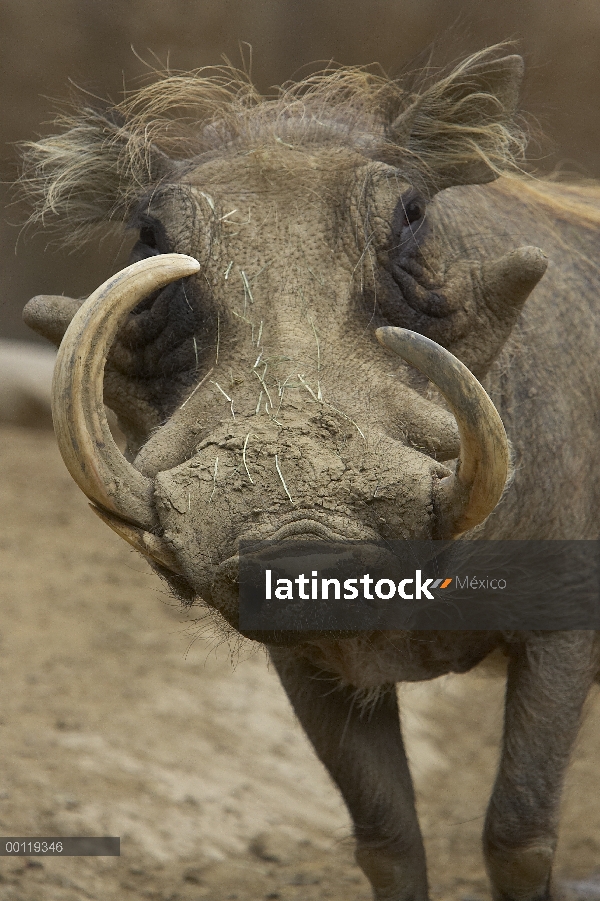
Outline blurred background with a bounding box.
[1,0,600,341]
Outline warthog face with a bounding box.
[22,48,547,640]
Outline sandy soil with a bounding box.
[1,423,600,901]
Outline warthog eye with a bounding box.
[140,225,158,249]
[403,199,424,225]
[131,221,164,261]
[390,191,427,249]
[389,191,428,256]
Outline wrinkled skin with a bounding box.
[24,54,600,901]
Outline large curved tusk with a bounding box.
[376,327,509,537]
[52,254,201,531]
[89,505,183,573]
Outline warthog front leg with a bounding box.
[484,631,597,901]
[270,649,429,901]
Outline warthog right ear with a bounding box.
[19,106,178,243]
[388,50,526,193]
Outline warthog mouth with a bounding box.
[211,547,370,646]
[212,533,432,646]
[247,515,381,544]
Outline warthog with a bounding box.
[20,46,600,900]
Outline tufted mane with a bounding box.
[19,44,527,243]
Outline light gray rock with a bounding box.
[0,339,55,428]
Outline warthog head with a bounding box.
[22,47,547,640]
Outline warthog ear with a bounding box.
[19,106,178,243]
[388,51,525,192]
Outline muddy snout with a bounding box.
[150,416,444,620]
[153,416,362,552]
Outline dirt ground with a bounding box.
[1,424,600,901]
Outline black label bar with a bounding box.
[238,540,600,630]
[0,837,120,856]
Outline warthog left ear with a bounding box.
[388,50,525,192]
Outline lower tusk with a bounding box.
[376,327,509,537]
[90,505,183,574]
